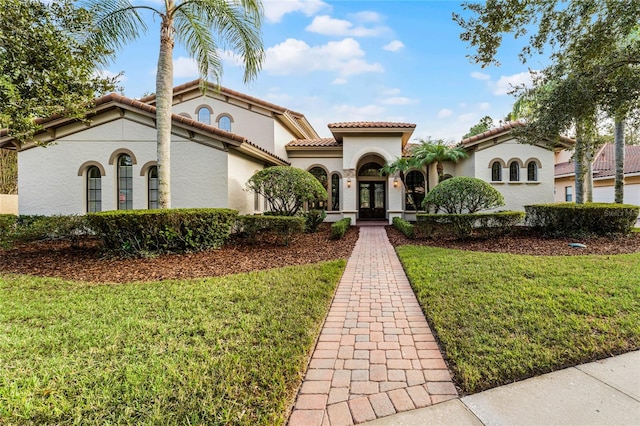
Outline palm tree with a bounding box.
[380,156,422,210]
[413,138,468,184]
[84,0,264,208]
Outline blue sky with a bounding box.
[103,0,547,141]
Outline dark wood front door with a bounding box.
[359,182,386,219]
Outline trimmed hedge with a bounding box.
[392,217,414,238]
[236,215,305,246]
[87,208,238,256]
[525,203,640,237]
[330,217,352,240]
[1,214,88,248]
[416,211,525,239]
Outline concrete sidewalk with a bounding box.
[364,350,640,426]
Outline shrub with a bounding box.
[304,209,327,233]
[246,166,328,216]
[236,215,305,245]
[1,215,89,248]
[423,176,504,214]
[330,217,352,240]
[417,211,524,239]
[392,217,414,238]
[525,203,640,237]
[87,208,238,257]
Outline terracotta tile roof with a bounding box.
[554,143,640,178]
[328,122,416,129]
[1,93,290,165]
[139,78,305,118]
[286,138,339,147]
[461,121,575,147]
[402,143,419,157]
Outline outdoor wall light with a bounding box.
[393,177,399,187]
[347,178,352,188]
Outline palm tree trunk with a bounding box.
[614,118,625,203]
[156,9,174,209]
[574,124,585,204]
[436,162,444,183]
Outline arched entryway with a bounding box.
[357,156,386,219]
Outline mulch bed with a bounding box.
[3,224,640,284]
[0,224,359,283]
[385,226,640,256]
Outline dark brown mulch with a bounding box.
[0,224,359,283]
[385,226,640,256]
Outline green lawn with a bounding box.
[397,246,640,394]
[0,260,345,425]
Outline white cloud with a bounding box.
[471,71,491,81]
[438,108,453,118]
[263,38,383,78]
[306,15,387,37]
[351,11,383,23]
[383,40,404,52]
[457,112,476,123]
[332,77,348,85]
[263,0,329,23]
[492,71,534,95]
[381,87,401,96]
[479,102,491,111]
[380,97,418,106]
[173,56,199,78]
[96,69,126,83]
[333,103,386,120]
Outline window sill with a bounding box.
[525,181,541,184]
[490,181,505,185]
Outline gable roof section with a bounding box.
[555,143,640,178]
[327,122,416,146]
[0,93,289,165]
[140,79,320,140]
[461,121,575,149]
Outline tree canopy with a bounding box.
[0,0,115,141]
[246,167,327,216]
[463,116,494,139]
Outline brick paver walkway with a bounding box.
[288,226,457,425]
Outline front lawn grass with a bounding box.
[0,260,345,425]
[397,246,640,394]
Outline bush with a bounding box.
[330,217,352,240]
[417,211,524,239]
[236,215,305,246]
[423,176,504,214]
[87,208,238,257]
[525,203,640,237]
[246,166,328,216]
[1,215,89,248]
[304,209,327,233]
[392,217,414,238]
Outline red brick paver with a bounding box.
[288,227,457,425]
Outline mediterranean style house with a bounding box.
[0,79,572,222]
[555,143,640,206]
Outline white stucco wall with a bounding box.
[174,96,276,153]
[227,151,265,215]
[273,120,298,161]
[473,139,555,212]
[17,117,229,215]
[0,194,18,214]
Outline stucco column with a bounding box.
[342,168,357,223]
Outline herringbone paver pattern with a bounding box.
[288,227,457,425]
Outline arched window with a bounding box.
[218,115,232,132]
[331,173,340,211]
[509,162,520,182]
[491,161,502,182]
[197,107,211,125]
[309,166,328,210]
[148,166,159,209]
[405,170,425,211]
[527,162,538,181]
[359,162,383,176]
[118,154,133,210]
[87,166,101,213]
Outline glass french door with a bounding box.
[359,182,386,219]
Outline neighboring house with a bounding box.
[0,80,570,222]
[555,144,640,205]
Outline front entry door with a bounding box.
[359,182,386,219]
